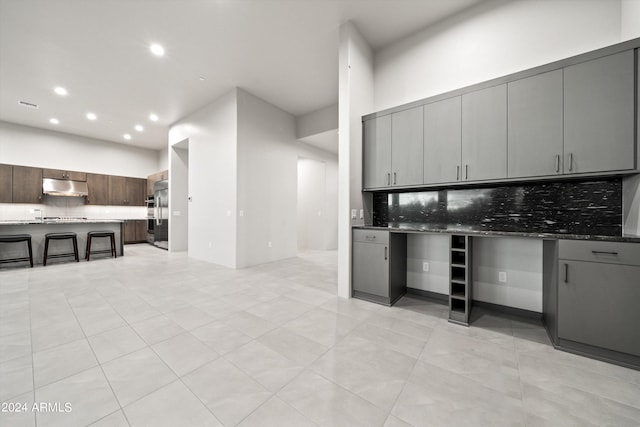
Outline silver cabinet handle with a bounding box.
[564,263,568,283]
[393,172,397,185]
[592,251,618,256]
[387,173,390,186]
[384,246,388,260]
[456,165,460,181]
[569,153,573,172]
[465,164,468,180]
[555,154,560,173]
[365,235,376,240]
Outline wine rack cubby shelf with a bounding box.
[449,234,472,326]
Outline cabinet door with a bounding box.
[564,50,635,174]
[123,221,136,243]
[86,173,109,205]
[508,70,563,178]
[135,220,147,242]
[66,171,86,181]
[391,106,423,186]
[461,84,507,181]
[363,115,392,189]
[353,242,389,298]
[558,260,640,356]
[42,168,65,179]
[423,97,461,184]
[108,176,127,205]
[0,164,12,203]
[12,166,42,203]
[126,178,146,206]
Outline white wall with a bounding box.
[0,121,159,178]
[169,144,188,252]
[622,0,640,40]
[370,0,631,312]
[338,22,374,298]
[297,156,338,251]
[168,89,238,267]
[374,0,623,112]
[235,89,299,268]
[296,104,338,139]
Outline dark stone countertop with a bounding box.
[354,225,640,243]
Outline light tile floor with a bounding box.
[1,244,640,427]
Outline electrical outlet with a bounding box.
[239,210,244,217]
[226,210,231,217]
[268,241,272,248]
[422,262,430,272]
[351,209,357,220]
[359,209,364,219]
[498,271,507,283]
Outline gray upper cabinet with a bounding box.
[564,50,636,174]
[391,106,423,186]
[508,70,564,178]
[363,114,392,189]
[423,96,461,184]
[461,84,507,181]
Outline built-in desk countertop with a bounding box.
[354,225,640,243]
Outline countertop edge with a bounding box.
[353,226,640,243]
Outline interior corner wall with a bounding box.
[169,144,188,252]
[168,89,238,268]
[158,146,169,171]
[338,22,374,299]
[235,88,298,268]
[374,0,623,111]
[0,120,158,178]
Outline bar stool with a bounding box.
[0,234,33,268]
[85,231,117,261]
[43,232,79,266]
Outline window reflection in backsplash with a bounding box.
[374,179,622,236]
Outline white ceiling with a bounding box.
[0,0,483,151]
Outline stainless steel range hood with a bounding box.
[42,178,89,197]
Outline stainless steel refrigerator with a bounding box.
[153,180,168,250]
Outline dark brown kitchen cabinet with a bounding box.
[127,178,146,206]
[0,164,12,203]
[12,165,43,203]
[147,170,168,196]
[42,168,86,181]
[108,175,127,205]
[123,220,147,243]
[86,173,109,205]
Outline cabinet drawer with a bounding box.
[353,229,389,244]
[559,240,640,266]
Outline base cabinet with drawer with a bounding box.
[352,230,407,306]
[544,240,640,369]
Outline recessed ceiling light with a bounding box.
[54,86,68,96]
[149,113,158,122]
[86,112,97,120]
[150,43,165,56]
[135,124,144,132]
[123,133,132,140]
[49,118,59,125]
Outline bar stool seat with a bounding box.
[44,232,79,266]
[85,231,117,261]
[0,234,33,268]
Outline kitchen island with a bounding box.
[0,220,124,266]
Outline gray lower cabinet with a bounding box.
[391,106,423,186]
[363,115,392,189]
[564,50,636,174]
[461,84,507,181]
[352,229,407,306]
[508,69,564,178]
[423,96,461,184]
[545,240,640,369]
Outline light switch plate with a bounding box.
[359,209,364,219]
[351,209,357,220]
[423,262,430,272]
[498,271,507,283]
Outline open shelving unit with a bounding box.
[449,234,472,325]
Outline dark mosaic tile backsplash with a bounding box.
[373,179,622,236]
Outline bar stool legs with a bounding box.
[0,234,33,268]
[86,231,117,261]
[43,232,79,266]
